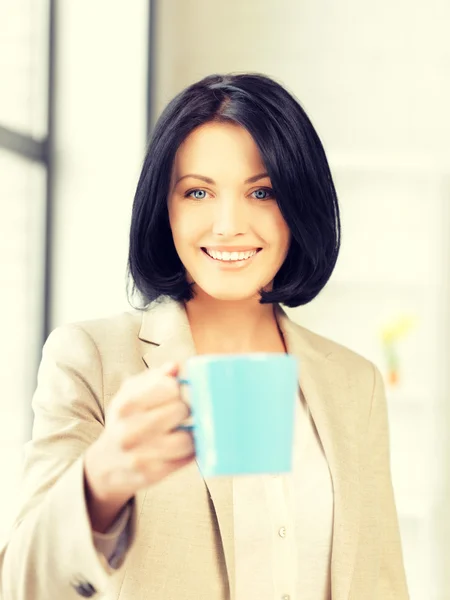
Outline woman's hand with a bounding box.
[83,362,195,532]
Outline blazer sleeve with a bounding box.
[0,324,136,600]
[370,364,410,599]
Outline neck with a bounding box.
[184,292,284,354]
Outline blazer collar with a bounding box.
[139,298,360,600]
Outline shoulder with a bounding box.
[286,315,378,391]
[285,317,383,433]
[69,310,142,343]
[44,310,144,362]
[42,311,147,395]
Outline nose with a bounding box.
[212,195,248,237]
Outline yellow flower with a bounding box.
[381,315,417,344]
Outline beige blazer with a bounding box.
[0,299,409,600]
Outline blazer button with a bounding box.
[71,580,97,597]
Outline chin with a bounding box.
[194,284,261,303]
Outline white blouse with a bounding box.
[233,390,334,600]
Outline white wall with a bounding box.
[50,1,148,330]
[154,0,449,169]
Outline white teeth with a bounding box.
[205,249,257,261]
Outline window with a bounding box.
[0,0,52,541]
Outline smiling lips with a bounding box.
[202,248,261,262]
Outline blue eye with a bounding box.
[252,188,274,200]
[187,189,207,200]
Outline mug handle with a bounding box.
[176,377,194,431]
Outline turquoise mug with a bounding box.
[178,353,299,477]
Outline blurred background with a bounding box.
[0,1,449,598]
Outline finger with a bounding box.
[158,430,196,461]
[114,368,182,417]
[118,401,191,450]
[130,454,196,488]
[128,438,195,482]
[164,454,196,472]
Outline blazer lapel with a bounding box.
[277,306,360,600]
[138,299,236,598]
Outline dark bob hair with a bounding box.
[128,73,340,308]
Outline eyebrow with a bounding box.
[175,172,270,186]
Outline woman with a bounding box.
[0,74,409,600]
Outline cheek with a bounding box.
[169,205,203,248]
[168,203,186,237]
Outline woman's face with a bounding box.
[168,121,291,302]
